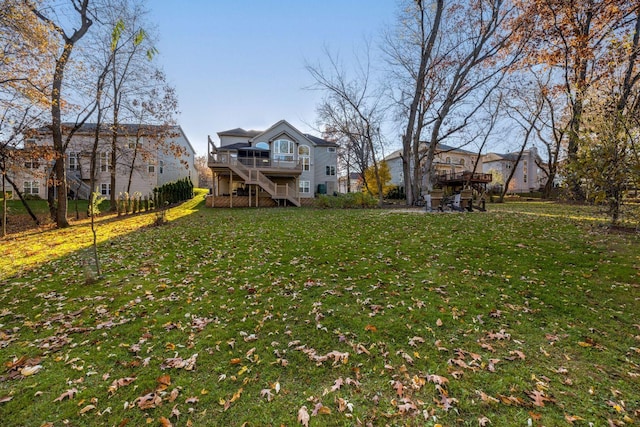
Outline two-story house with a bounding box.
[207,120,338,207]
[13,123,195,200]
[481,147,547,193]
[385,142,486,193]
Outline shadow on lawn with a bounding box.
[0,192,207,280]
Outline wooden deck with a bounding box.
[436,171,492,186]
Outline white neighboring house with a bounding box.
[385,142,482,192]
[207,120,338,207]
[14,123,195,200]
[481,147,547,193]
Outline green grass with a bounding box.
[0,197,639,426]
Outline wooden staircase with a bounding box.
[228,161,300,207]
[66,173,92,200]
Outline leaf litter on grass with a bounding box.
[0,204,639,426]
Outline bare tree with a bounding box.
[383,0,444,205]
[306,46,387,205]
[500,72,546,202]
[29,0,95,228]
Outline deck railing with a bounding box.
[437,171,493,183]
[208,147,302,171]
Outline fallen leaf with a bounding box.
[156,374,171,391]
[312,402,331,415]
[260,389,273,402]
[527,390,553,407]
[79,404,95,414]
[298,405,310,426]
[108,377,136,395]
[364,324,377,332]
[54,388,78,402]
[20,365,43,376]
[135,392,162,410]
[479,416,491,426]
[565,414,584,424]
[159,416,173,427]
[392,380,404,397]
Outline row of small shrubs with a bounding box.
[316,192,378,208]
[115,178,194,216]
[154,178,194,205]
[116,192,150,215]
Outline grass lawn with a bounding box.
[0,195,639,426]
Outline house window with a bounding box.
[24,159,40,169]
[326,165,336,176]
[68,152,79,171]
[100,152,111,172]
[23,181,39,195]
[100,183,111,196]
[299,180,310,194]
[459,158,465,166]
[159,160,164,174]
[127,140,136,149]
[327,147,336,153]
[273,139,294,161]
[446,157,451,164]
[299,145,310,171]
[148,163,155,173]
[524,174,527,183]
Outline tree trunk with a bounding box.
[400,0,444,205]
[2,171,41,226]
[2,172,6,237]
[32,1,93,227]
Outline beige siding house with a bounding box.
[14,123,195,200]
[481,147,547,193]
[385,142,483,192]
[207,120,338,207]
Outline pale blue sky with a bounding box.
[149,1,398,156]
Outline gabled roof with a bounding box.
[217,128,262,138]
[217,120,339,148]
[482,152,520,163]
[304,133,338,147]
[38,123,180,136]
[384,142,477,162]
[34,123,195,155]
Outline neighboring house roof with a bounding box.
[33,123,196,156]
[384,142,477,161]
[217,128,262,138]
[303,133,338,147]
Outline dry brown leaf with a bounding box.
[565,414,584,424]
[260,388,274,402]
[79,404,95,414]
[156,374,171,391]
[53,388,78,402]
[108,377,136,395]
[479,416,491,426]
[297,405,310,426]
[169,388,180,402]
[392,380,404,397]
[528,390,553,407]
[159,416,173,427]
[135,392,162,410]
